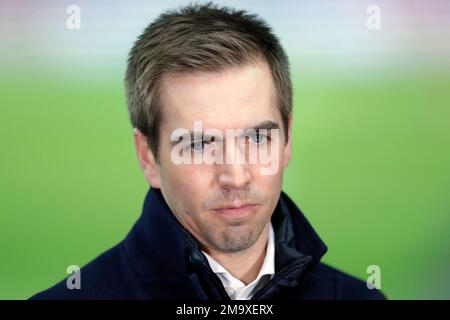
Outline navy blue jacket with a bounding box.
[31,188,385,300]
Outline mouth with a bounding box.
[212,203,260,218]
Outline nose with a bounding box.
[216,140,252,190]
[217,162,252,190]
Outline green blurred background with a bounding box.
[1,0,449,299]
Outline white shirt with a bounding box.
[202,223,275,300]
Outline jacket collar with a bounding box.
[123,187,328,298]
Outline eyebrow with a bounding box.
[170,120,280,145]
[247,120,280,133]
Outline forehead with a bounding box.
[158,60,279,132]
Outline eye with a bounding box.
[191,141,205,152]
[189,138,215,152]
[249,132,269,144]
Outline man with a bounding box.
[31,3,385,300]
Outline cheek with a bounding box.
[161,163,214,205]
[257,171,283,190]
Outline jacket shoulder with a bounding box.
[30,242,132,300]
[301,262,387,300]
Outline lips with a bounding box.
[212,203,260,218]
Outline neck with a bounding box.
[203,222,271,285]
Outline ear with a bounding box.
[283,114,293,170]
[133,128,161,188]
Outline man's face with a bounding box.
[151,60,292,253]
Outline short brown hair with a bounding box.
[125,2,292,161]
